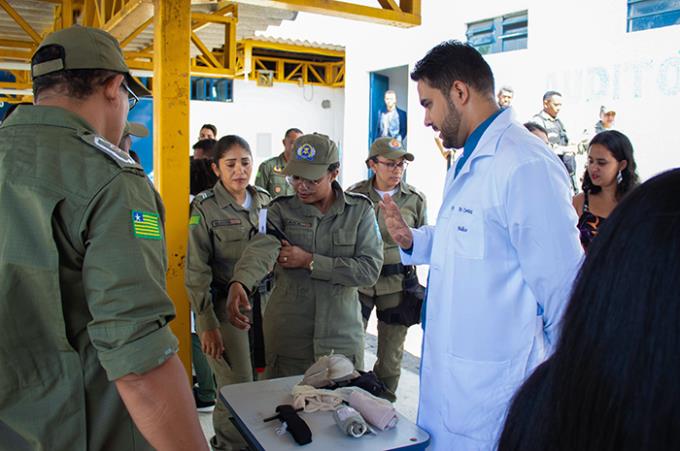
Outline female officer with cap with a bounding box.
[348,137,427,401]
[185,135,271,450]
[227,133,384,378]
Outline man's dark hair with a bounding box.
[499,168,680,451]
[410,40,495,96]
[581,130,639,199]
[542,90,562,102]
[213,135,252,164]
[31,45,120,100]
[327,162,340,172]
[190,158,218,195]
[523,122,548,135]
[284,128,303,138]
[192,138,217,159]
[200,123,217,136]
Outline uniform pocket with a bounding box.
[213,226,245,260]
[442,354,512,442]
[332,229,357,256]
[286,225,314,251]
[450,207,485,259]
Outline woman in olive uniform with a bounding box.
[348,137,427,401]
[185,135,271,451]
[227,133,384,378]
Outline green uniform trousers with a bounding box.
[360,292,407,402]
[192,333,216,403]
[206,315,253,450]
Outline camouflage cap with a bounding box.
[123,121,149,138]
[366,137,414,164]
[283,133,339,180]
[31,25,150,97]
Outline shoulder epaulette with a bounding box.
[253,185,271,197]
[79,132,141,169]
[270,193,296,204]
[195,189,215,203]
[345,190,373,206]
[347,180,370,193]
[406,184,426,201]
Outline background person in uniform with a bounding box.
[531,90,578,192]
[0,25,207,451]
[193,137,217,160]
[348,137,427,402]
[499,168,680,451]
[199,123,217,140]
[497,86,514,108]
[255,127,303,197]
[186,135,271,451]
[381,40,583,450]
[374,90,408,144]
[572,130,639,251]
[227,133,384,377]
[119,121,147,166]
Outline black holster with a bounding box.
[251,272,273,371]
[376,265,425,327]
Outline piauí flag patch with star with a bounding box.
[131,210,161,240]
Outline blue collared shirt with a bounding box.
[454,108,503,178]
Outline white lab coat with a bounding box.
[402,108,583,450]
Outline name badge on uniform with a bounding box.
[258,208,268,234]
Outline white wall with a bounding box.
[189,78,344,179]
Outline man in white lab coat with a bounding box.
[381,40,584,450]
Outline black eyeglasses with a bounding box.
[376,159,408,170]
[122,82,139,110]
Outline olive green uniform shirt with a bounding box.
[186,182,271,332]
[347,179,427,296]
[0,106,178,451]
[254,152,295,197]
[230,182,384,369]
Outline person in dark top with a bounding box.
[498,168,680,451]
[572,130,639,250]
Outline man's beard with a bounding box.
[440,98,463,149]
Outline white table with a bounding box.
[220,375,430,450]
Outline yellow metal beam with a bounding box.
[0,0,44,43]
[190,12,237,25]
[120,16,152,47]
[0,48,33,60]
[153,0,192,379]
[0,81,32,90]
[377,0,400,11]
[234,0,421,27]
[190,31,223,68]
[241,39,344,58]
[0,39,34,49]
[103,0,154,42]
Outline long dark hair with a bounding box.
[499,168,680,451]
[581,130,639,199]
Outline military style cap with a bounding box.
[31,25,150,97]
[283,133,339,180]
[123,121,149,138]
[366,137,414,164]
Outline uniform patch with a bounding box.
[189,215,201,226]
[296,143,316,161]
[389,138,401,149]
[132,210,161,240]
[273,165,283,173]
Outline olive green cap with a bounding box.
[283,133,339,180]
[123,121,149,138]
[367,137,414,164]
[31,25,150,97]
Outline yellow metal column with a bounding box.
[153,0,192,377]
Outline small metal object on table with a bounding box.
[220,375,430,450]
